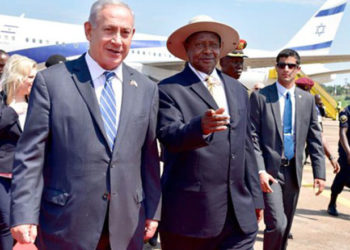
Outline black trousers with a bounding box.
[160,203,257,250]
[0,177,14,250]
[331,158,350,195]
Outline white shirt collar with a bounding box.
[85,52,123,82]
[188,63,221,85]
[276,81,295,97]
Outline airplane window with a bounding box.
[39,39,43,44]
[153,53,156,56]
[56,41,59,45]
[142,51,146,55]
[32,38,36,43]
[137,50,140,54]
[46,40,49,44]
[12,36,15,41]
[159,53,162,56]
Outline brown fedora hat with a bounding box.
[167,15,239,61]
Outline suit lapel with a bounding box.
[295,87,304,149]
[71,56,110,148]
[112,64,136,154]
[269,83,283,142]
[185,66,218,110]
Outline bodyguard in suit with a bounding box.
[157,15,264,250]
[250,49,325,250]
[10,1,161,249]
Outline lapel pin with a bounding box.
[130,80,138,88]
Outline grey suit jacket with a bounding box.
[10,55,161,250]
[250,83,325,186]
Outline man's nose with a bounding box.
[111,32,122,44]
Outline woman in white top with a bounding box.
[0,54,36,249]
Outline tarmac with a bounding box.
[144,118,350,250]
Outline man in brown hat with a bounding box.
[220,39,247,80]
[157,15,263,250]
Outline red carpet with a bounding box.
[13,243,37,250]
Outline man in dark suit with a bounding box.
[250,49,325,250]
[157,15,264,250]
[10,1,161,249]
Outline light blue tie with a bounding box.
[283,92,294,160]
[100,71,117,151]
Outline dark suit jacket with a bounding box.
[250,83,325,186]
[0,92,21,173]
[10,55,161,250]
[157,64,263,238]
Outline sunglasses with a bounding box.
[276,63,299,69]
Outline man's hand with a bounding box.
[144,219,158,241]
[255,209,264,223]
[259,172,277,193]
[330,159,340,174]
[201,108,230,135]
[11,224,37,244]
[313,178,325,196]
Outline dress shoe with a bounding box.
[148,237,158,247]
[327,204,339,216]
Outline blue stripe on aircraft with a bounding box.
[8,40,167,63]
[290,40,332,51]
[316,3,346,17]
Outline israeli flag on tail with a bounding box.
[283,0,347,56]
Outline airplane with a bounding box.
[0,0,349,89]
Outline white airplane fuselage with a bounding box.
[0,0,349,89]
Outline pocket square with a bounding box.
[130,80,138,87]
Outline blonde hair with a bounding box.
[0,54,37,105]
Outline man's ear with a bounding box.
[84,22,92,41]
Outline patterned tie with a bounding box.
[283,92,294,160]
[205,76,219,95]
[100,71,117,151]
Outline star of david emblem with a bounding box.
[315,23,326,36]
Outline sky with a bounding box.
[1,0,350,85]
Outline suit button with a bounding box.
[102,193,109,200]
[231,154,236,159]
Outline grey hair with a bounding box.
[88,0,134,27]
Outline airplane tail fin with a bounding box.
[282,0,347,55]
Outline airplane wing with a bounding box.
[308,68,350,79]
[245,54,350,69]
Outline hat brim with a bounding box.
[167,21,239,61]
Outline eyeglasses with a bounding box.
[276,63,299,69]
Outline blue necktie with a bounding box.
[100,71,117,150]
[283,92,294,160]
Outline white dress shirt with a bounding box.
[85,52,123,133]
[188,63,230,115]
